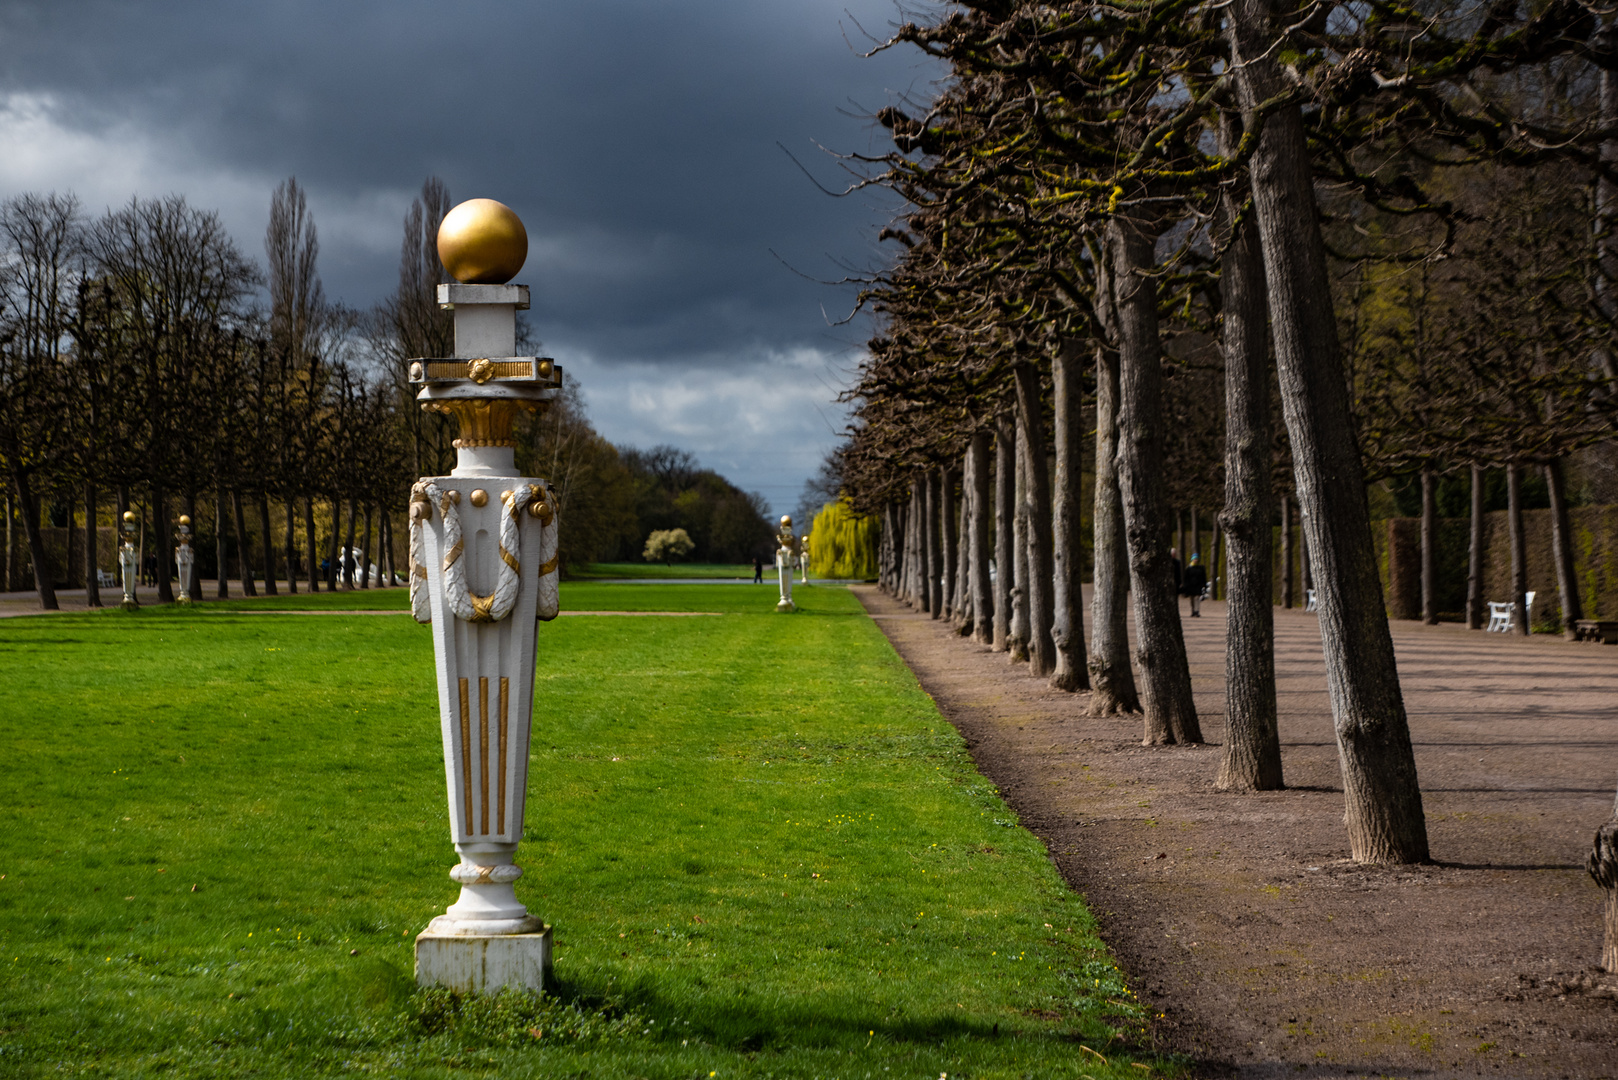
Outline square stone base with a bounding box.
[414,925,552,994]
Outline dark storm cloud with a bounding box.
[0,0,942,508]
[0,0,939,364]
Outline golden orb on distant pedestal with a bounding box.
[122,511,137,524]
[436,198,528,284]
[178,515,191,527]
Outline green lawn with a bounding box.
[572,562,757,580]
[0,585,1173,1078]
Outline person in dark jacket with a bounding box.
[753,555,764,584]
[1181,552,1207,617]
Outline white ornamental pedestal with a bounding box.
[118,513,139,611]
[175,518,195,605]
[408,282,563,995]
[775,547,794,611]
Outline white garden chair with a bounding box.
[1485,590,1534,633]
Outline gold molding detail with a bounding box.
[478,677,490,835]
[498,677,509,834]
[458,678,472,830]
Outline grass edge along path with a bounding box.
[0,584,1177,1078]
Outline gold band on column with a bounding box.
[498,677,509,834]
[479,676,490,834]
[458,678,472,830]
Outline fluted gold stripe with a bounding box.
[479,677,490,835]
[458,678,471,830]
[498,677,509,834]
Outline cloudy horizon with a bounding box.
[0,1,943,513]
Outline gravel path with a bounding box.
[856,585,1618,1079]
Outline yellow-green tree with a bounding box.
[808,499,879,580]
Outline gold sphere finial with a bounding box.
[437,198,528,285]
[178,515,191,527]
[122,511,136,524]
[780,515,792,527]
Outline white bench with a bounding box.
[1304,588,1317,612]
[95,569,118,589]
[1486,591,1534,633]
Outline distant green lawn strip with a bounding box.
[0,585,1176,1078]
[130,581,817,616]
[573,562,756,580]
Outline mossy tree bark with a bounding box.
[232,490,257,597]
[1015,362,1056,678]
[941,468,959,620]
[1051,342,1090,691]
[993,415,1016,652]
[969,431,994,646]
[1008,420,1031,664]
[1466,465,1483,629]
[304,496,320,594]
[927,469,944,618]
[1233,0,1428,862]
[258,492,278,596]
[1507,463,1528,634]
[1106,216,1199,744]
[1420,469,1436,625]
[1215,186,1283,791]
[1545,459,1582,637]
[1588,780,1618,972]
[83,479,101,608]
[1088,343,1141,715]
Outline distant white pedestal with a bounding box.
[775,549,794,612]
[415,925,553,994]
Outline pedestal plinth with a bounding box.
[415,925,553,995]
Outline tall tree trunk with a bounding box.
[231,490,257,597]
[1190,505,1200,569]
[881,502,896,594]
[326,498,342,590]
[1233,0,1428,862]
[1009,429,1031,664]
[1211,516,1223,600]
[344,497,359,589]
[361,503,374,589]
[1545,459,1582,638]
[1216,190,1283,791]
[215,491,230,598]
[941,469,958,620]
[1466,465,1484,629]
[84,478,101,608]
[305,496,321,594]
[969,432,994,646]
[1280,492,1294,608]
[1507,463,1529,636]
[1106,216,1200,744]
[1420,468,1437,625]
[909,479,925,606]
[258,492,278,596]
[1176,507,1186,570]
[993,415,1016,652]
[1051,342,1090,690]
[4,491,12,592]
[1089,345,1142,715]
[152,487,173,604]
[952,456,971,632]
[1014,361,1057,679]
[926,470,942,617]
[1300,518,1313,599]
[285,499,298,594]
[13,474,58,610]
[379,507,395,588]
[1589,781,1618,973]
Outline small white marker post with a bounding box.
[406,277,564,995]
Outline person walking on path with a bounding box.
[1182,552,1207,618]
[753,555,764,584]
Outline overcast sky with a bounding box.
[0,0,942,514]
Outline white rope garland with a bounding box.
[410,480,553,625]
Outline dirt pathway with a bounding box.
[856,586,1618,1079]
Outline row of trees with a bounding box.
[834,0,1618,866]
[0,178,774,607]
